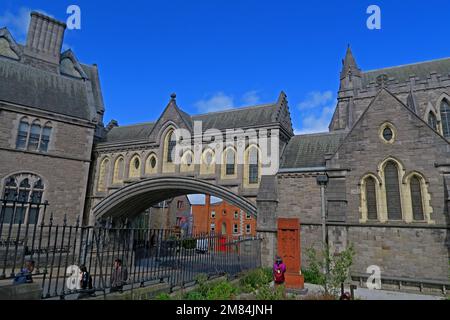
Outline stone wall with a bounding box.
[0,107,95,224]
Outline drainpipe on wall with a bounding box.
[316,174,329,276]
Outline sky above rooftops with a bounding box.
[1,0,450,135]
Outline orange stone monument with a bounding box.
[277,218,304,289]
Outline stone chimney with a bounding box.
[24,11,66,66]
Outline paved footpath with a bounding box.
[304,283,445,300]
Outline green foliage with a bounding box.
[155,293,172,300]
[255,284,285,300]
[182,238,196,249]
[239,268,273,293]
[184,274,237,300]
[304,244,355,298]
[206,281,237,300]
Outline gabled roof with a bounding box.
[280,131,346,168]
[361,57,450,87]
[104,122,155,143]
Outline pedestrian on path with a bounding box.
[110,258,128,293]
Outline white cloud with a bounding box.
[195,90,261,113]
[295,90,336,135]
[241,90,261,106]
[298,91,333,110]
[195,92,234,113]
[0,7,52,42]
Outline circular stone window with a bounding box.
[383,127,393,141]
[380,123,396,143]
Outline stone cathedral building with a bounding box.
[0,12,449,284]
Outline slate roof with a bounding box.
[104,122,155,143]
[362,57,450,87]
[103,103,282,143]
[0,57,97,120]
[192,103,279,130]
[280,131,346,168]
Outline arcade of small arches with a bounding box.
[96,127,262,194]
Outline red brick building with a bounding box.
[192,195,256,237]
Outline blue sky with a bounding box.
[3,1,449,204]
[1,1,450,136]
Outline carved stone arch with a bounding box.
[128,153,142,179]
[112,154,126,184]
[161,124,178,173]
[221,146,237,179]
[145,152,158,175]
[180,149,194,173]
[359,173,383,223]
[97,156,111,192]
[243,144,261,188]
[377,157,406,222]
[200,148,215,175]
[403,171,434,223]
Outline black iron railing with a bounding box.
[0,199,262,299]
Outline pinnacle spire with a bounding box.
[340,45,361,80]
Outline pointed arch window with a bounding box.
[441,99,450,138]
[248,147,259,185]
[129,155,141,178]
[365,177,378,220]
[97,158,110,192]
[167,131,177,163]
[428,112,437,131]
[28,121,41,151]
[385,161,402,220]
[113,157,125,184]
[225,148,236,175]
[410,176,424,221]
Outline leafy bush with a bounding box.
[184,274,237,300]
[181,238,196,250]
[255,284,285,300]
[302,268,324,285]
[206,281,237,300]
[239,268,273,293]
[305,244,355,298]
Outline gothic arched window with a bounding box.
[16,118,52,152]
[428,112,437,131]
[384,161,402,220]
[365,177,378,220]
[410,176,424,221]
[113,157,125,184]
[167,131,177,163]
[441,99,450,138]
[248,146,259,185]
[225,148,236,176]
[97,158,110,192]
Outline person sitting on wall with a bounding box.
[13,260,35,285]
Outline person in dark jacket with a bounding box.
[110,259,128,293]
[77,265,95,299]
